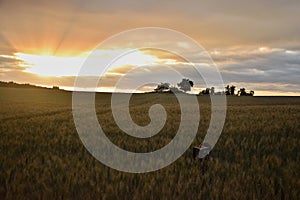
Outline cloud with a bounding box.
[1,0,300,52]
[0,54,28,72]
[209,47,300,93]
[0,0,299,95]
[0,44,299,95]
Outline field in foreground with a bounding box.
[0,87,300,199]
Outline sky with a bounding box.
[0,0,299,95]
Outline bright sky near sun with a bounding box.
[16,50,160,77]
[0,0,299,95]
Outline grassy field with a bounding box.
[0,87,299,199]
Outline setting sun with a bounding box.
[15,49,161,77]
[16,53,85,77]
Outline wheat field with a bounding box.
[0,87,299,199]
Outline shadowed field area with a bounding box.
[0,87,300,199]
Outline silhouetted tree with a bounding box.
[205,88,210,94]
[177,78,194,92]
[200,88,211,95]
[238,88,255,96]
[154,82,170,93]
[211,87,215,95]
[230,85,236,95]
[52,86,60,90]
[239,88,246,96]
[225,85,230,95]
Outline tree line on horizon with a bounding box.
[0,81,60,90]
[0,80,254,96]
[152,79,255,96]
[0,81,43,89]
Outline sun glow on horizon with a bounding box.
[15,49,161,77]
[16,52,86,77]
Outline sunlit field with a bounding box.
[0,87,299,199]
